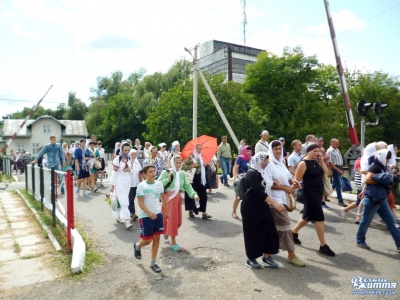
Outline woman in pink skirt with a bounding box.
[158,155,199,252]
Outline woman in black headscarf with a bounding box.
[291,143,335,256]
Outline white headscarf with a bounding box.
[193,146,206,186]
[360,142,379,172]
[268,140,285,165]
[168,155,182,200]
[374,149,389,168]
[250,152,269,174]
[388,144,396,167]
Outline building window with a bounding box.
[43,125,50,133]
[32,143,39,155]
[17,144,25,152]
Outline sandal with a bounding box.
[150,263,162,273]
[232,213,239,219]
[202,213,212,219]
[189,211,195,218]
[170,244,181,252]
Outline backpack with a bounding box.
[234,173,250,200]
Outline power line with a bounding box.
[366,1,400,23]
[0,98,61,104]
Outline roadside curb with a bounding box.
[16,189,62,251]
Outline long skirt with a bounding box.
[241,197,279,259]
[185,173,207,214]
[113,176,131,220]
[162,191,183,236]
[269,206,295,252]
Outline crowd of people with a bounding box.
[8,131,400,274]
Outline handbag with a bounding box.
[94,158,102,169]
[285,193,296,212]
[184,168,196,184]
[322,174,333,196]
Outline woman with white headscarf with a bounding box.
[241,151,285,269]
[167,141,181,168]
[158,155,200,251]
[356,149,400,252]
[128,149,143,221]
[181,144,212,219]
[265,140,305,267]
[110,142,134,229]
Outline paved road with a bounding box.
[52,162,400,298]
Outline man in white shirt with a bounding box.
[255,130,270,154]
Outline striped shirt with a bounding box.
[327,147,343,166]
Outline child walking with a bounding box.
[134,165,168,273]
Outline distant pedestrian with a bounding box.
[167,141,180,168]
[32,136,66,179]
[326,139,347,207]
[74,139,90,197]
[128,149,142,221]
[217,135,232,187]
[110,142,134,229]
[255,130,269,154]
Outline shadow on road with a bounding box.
[186,217,243,238]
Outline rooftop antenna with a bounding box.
[241,0,247,45]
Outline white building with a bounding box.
[2,115,88,156]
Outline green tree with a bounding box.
[144,74,263,149]
[63,92,87,120]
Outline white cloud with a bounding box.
[307,9,367,35]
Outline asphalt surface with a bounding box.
[4,163,399,299]
[52,163,400,299]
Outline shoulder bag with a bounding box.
[322,174,333,196]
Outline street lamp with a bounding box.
[184,45,199,139]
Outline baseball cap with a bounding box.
[316,137,324,141]
[261,130,269,136]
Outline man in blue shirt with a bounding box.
[32,136,65,170]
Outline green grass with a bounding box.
[18,189,105,277]
[1,174,14,182]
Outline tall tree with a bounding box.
[63,92,87,120]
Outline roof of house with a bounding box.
[2,115,88,138]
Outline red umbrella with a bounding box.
[181,135,218,164]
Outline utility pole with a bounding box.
[192,45,198,139]
[241,0,247,45]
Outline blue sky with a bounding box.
[1,0,399,120]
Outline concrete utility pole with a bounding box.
[192,45,198,139]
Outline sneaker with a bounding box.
[292,232,301,245]
[82,192,88,197]
[125,220,133,229]
[224,184,231,187]
[245,259,263,269]
[356,242,371,250]
[116,218,124,224]
[340,207,348,220]
[322,203,331,209]
[325,198,331,202]
[134,243,142,259]
[76,189,80,194]
[262,256,278,269]
[319,244,336,256]
[287,257,305,267]
[338,202,347,207]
